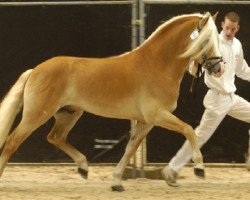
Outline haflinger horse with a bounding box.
[0,12,223,191]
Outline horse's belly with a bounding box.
[71,98,139,120]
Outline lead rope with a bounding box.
[188,63,202,101]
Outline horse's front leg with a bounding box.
[112,121,153,192]
[154,109,204,177]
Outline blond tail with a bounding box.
[0,69,32,149]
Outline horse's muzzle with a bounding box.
[202,56,224,75]
[209,62,221,74]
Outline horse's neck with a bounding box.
[138,17,198,79]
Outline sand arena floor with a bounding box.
[0,164,249,200]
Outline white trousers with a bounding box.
[169,89,250,173]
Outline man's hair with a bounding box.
[224,12,240,24]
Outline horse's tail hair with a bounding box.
[0,69,33,149]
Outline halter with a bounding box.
[201,55,223,74]
[188,18,224,98]
[189,55,223,96]
[190,19,223,75]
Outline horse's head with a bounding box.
[181,12,224,76]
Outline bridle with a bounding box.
[188,19,224,98]
[201,55,223,74]
[189,55,223,96]
[190,18,224,75]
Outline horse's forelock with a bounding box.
[181,15,220,59]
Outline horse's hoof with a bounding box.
[194,168,205,178]
[111,185,125,192]
[78,168,88,179]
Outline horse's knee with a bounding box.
[182,124,195,140]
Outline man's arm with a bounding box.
[236,59,250,81]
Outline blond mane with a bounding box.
[141,13,203,48]
[180,13,220,60]
[137,13,220,61]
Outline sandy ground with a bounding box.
[0,164,249,200]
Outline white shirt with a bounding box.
[204,31,250,94]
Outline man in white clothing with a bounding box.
[162,12,250,187]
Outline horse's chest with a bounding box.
[160,90,179,112]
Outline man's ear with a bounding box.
[237,24,240,32]
[221,21,224,29]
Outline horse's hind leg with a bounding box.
[112,121,153,191]
[47,109,89,178]
[0,119,46,177]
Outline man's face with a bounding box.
[221,18,239,40]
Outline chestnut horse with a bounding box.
[0,12,222,191]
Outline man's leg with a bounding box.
[228,94,250,123]
[228,94,250,170]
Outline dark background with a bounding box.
[0,3,132,163]
[0,1,249,163]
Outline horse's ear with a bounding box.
[212,12,219,22]
[199,12,210,28]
